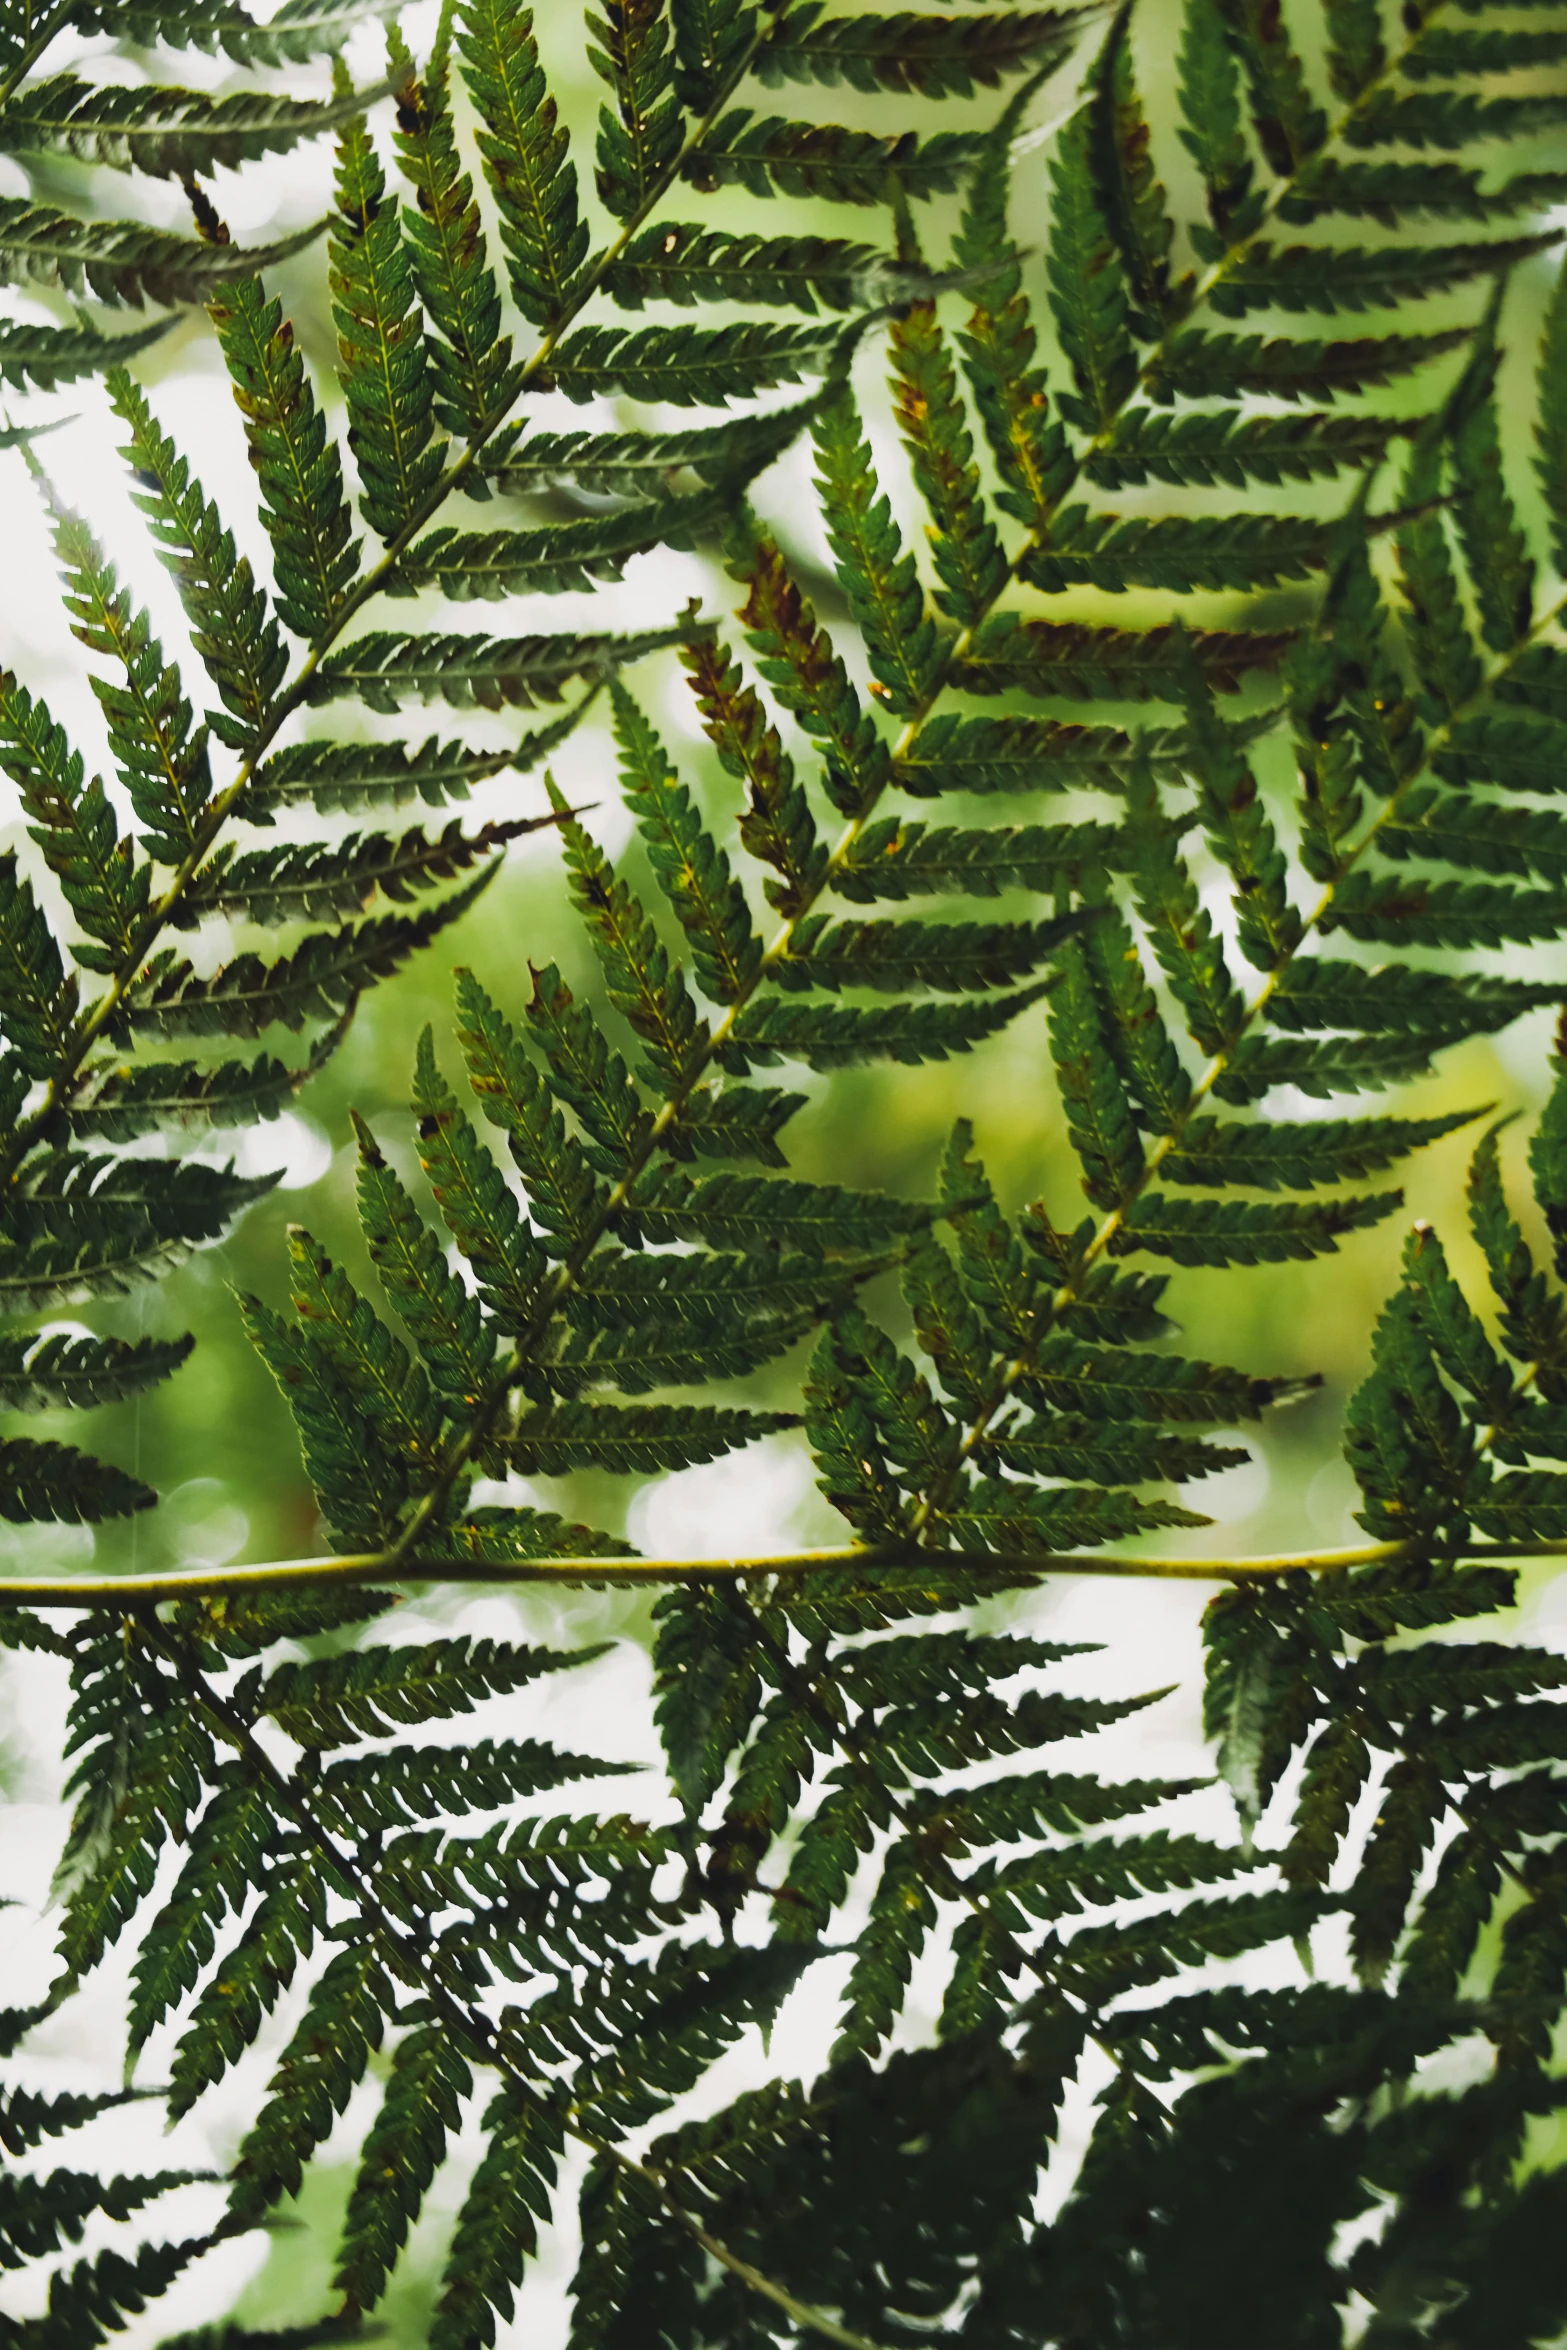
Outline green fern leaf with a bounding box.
[309,623,693,710]
[107,371,284,753]
[0,1155,278,1310]
[551,789,708,1092]
[545,316,848,405]
[0,312,173,390]
[1450,321,1535,653]
[957,612,1292,701]
[731,988,1052,1068]
[1280,157,1567,225]
[784,910,1078,994]
[1089,2,1185,335]
[681,629,826,915]
[67,1034,347,1140]
[455,968,605,1249]
[0,831,85,1062]
[727,510,890,814]
[1091,404,1408,489]
[834,816,1122,902]
[130,879,493,1038]
[413,1024,545,1328]
[889,297,1009,625]
[228,1945,392,2224]
[354,1113,495,1406]
[1176,0,1253,236]
[606,222,887,311]
[1379,790,1567,888]
[1163,1108,1476,1190]
[249,706,583,812]
[1470,1123,1567,1377]
[630,1165,927,1253]
[521,960,652,1176]
[1323,871,1567,951]
[1047,105,1137,433]
[0,72,371,178]
[951,82,1072,532]
[430,2084,565,2350]
[611,679,758,1003]
[761,6,1081,97]
[329,78,443,542]
[0,1436,155,1525]
[257,1634,586,1747]
[479,400,822,495]
[1213,0,1327,174]
[1122,1190,1403,1266]
[399,487,727,597]
[209,276,362,642]
[45,492,212,868]
[1025,1340,1285,1424]
[590,0,684,221]
[510,1401,792,1475]
[1148,324,1470,401]
[1396,423,1484,720]
[390,20,512,437]
[1539,260,1567,576]
[336,2027,472,2314]
[186,816,535,927]
[1026,508,1335,596]
[456,0,590,329]
[0,199,323,306]
[79,0,386,66]
[686,111,982,204]
[0,1330,191,1411]
[1211,233,1559,316]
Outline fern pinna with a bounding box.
[4,0,1567,2341]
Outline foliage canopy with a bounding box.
[5,0,1567,2341]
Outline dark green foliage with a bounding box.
[457,0,589,332]
[330,79,442,544]
[5,4,1567,2348]
[209,276,362,644]
[0,204,323,309]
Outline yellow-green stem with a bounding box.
[10,1535,1567,1609]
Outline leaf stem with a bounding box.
[13,1535,1567,1609]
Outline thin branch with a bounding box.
[9,1536,1566,1610]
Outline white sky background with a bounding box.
[1,8,1567,2342]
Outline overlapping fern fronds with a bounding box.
[0,0,398,392]
[6,0,1567,2341]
